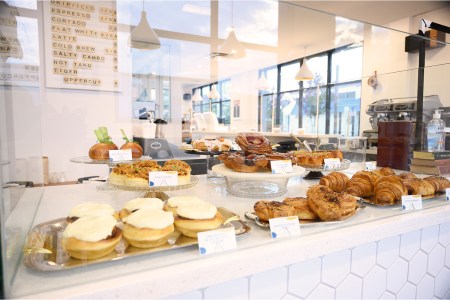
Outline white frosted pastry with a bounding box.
[68,202,115,218]
[165,196,204,216]
[176,202,217,220]
[123,209,174,229]
[124,198,164,212]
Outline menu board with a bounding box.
[43,0,119,91]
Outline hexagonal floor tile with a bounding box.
[336,274,362,299]
[416,274,435,299]
[250,267,288,299]
[396,282,416,299]
[288,258,321,298]
[204,277,249,299]
[399,230,421,261]
[408,250,428,285]
[421,225,439,253]
[386,258,408,294]
[168,289,203,300]
[380,291,396,299]
[438,221,450,247]
[308,283,334,299]
[377,236,400,268]
[434,267,450,299]
[362,265,387,299]
[428,244,445,277]
[351,242,377,277]
[322,249,351,287]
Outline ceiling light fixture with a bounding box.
[192,89,203,101]
[295,47,314,81]
[257,72,271,91]
[208,84,220,99]
[130,0,160,50]
[218,0,246,59]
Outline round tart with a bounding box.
[123,209,174,248]
[62,215,122,260]
[119,197,164,220]
[174,202,223,238]
[162,160,192,185]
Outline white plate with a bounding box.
[212,164,305,179]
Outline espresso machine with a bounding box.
[362,95,442,148]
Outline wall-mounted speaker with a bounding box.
[183,93,192,101]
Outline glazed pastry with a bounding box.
[161,160,192,185]
[399,172,417,180]
[192,140,208,151]
[174,202,223,238]
[253,200,296,222]
[423,176,450,192]
[235,132,273,155]
[319,172,349,192]
[66,202,117,223]
[62,215,122,260]
[122,209,174,248]
[119,197,164,220]
[402,178,435,196]
[373,167,395,177]
[373,175,408,205]
[290,150,338,166]
[218,152,269,173]
[306,185,356,221]
[346,171,381,198]
[283,197,318,220]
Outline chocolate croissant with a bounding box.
[402,178,435,196]
[346,171,381,198]
[373,175,408,205]
[306,185,356,221]
[319,172,349,192]
[423,176,450,192]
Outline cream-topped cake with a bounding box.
[123,209,174,229]
[176,202,217,220]
[68,202,115,219]
[174,201,223,238]
[165,196,204,216]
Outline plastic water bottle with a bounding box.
[427,109,446,151]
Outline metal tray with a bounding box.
[244,203,365,228]
[361,192,446,207]
[23,207,250,271]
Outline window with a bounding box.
[192,79,231,125]
[258,44,362,136]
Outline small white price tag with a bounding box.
[197,227,237,255]
[324,158,341,171]
[365,161,376,171]
[148,171,178,187]
[269,216,301,239]
[270,160,293,174]
[402,195,423,211]
[446,188,450,202]
[109,149,132,162]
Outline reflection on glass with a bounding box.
[279,91,299,133]
[330,83,361,136]
[280,62,299,92]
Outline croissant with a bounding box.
[235,132,272,155]
[254,200,296,222]
[319,172,349,192]
[373,167,395,177]
[423,176,450,192]
[283,197,318,220]
[402,178,435,196]
[346,171,381,197]
[373,175,408,205]
[306,185,356,221]
[398,172,417,180]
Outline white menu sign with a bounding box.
[43,1,119,91]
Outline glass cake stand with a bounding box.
[212,164,306,198]
[298,159,351,179]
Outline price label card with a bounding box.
[148,171,178,187]
[365,161,376,171]
[269,216,300,239]
[197,227,237,255]
[324,158,341,171]
[109,149,132,162]
[446,188,450,202]
[270,160,293,174]
[402,195,423,211]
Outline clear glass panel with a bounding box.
[220,80,231,100]
[301,87,326,134]
[260,94,275,132]
[330,82,361,136]
[266,67,278,92]
[332,46,363,83]
[279,91,300,133]
[280,62,299,92]
[221,100,230,124]
[303,54,328,88]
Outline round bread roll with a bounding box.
[119,197,164,220]
[66,202,117,223]
[123,209,174,248]
[174,202,223,238]
[62,215,122,260]
[120,142,143,159]
[164,196,204,216]
[89,142,118,160]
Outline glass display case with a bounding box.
[1,0,449,297]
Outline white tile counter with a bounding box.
[7,170,450,299]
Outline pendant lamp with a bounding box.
[218,0,246,59]
[295,59,314,81]
[192,89,203,101]
[257,72,271,91]
[130,1,160,50]
[208,85,220,99]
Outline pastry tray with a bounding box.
[106,175,199,192]
[244,202,365,228]
[296,159,351,172]
[23,207,250,271]
[361,192,446,207]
